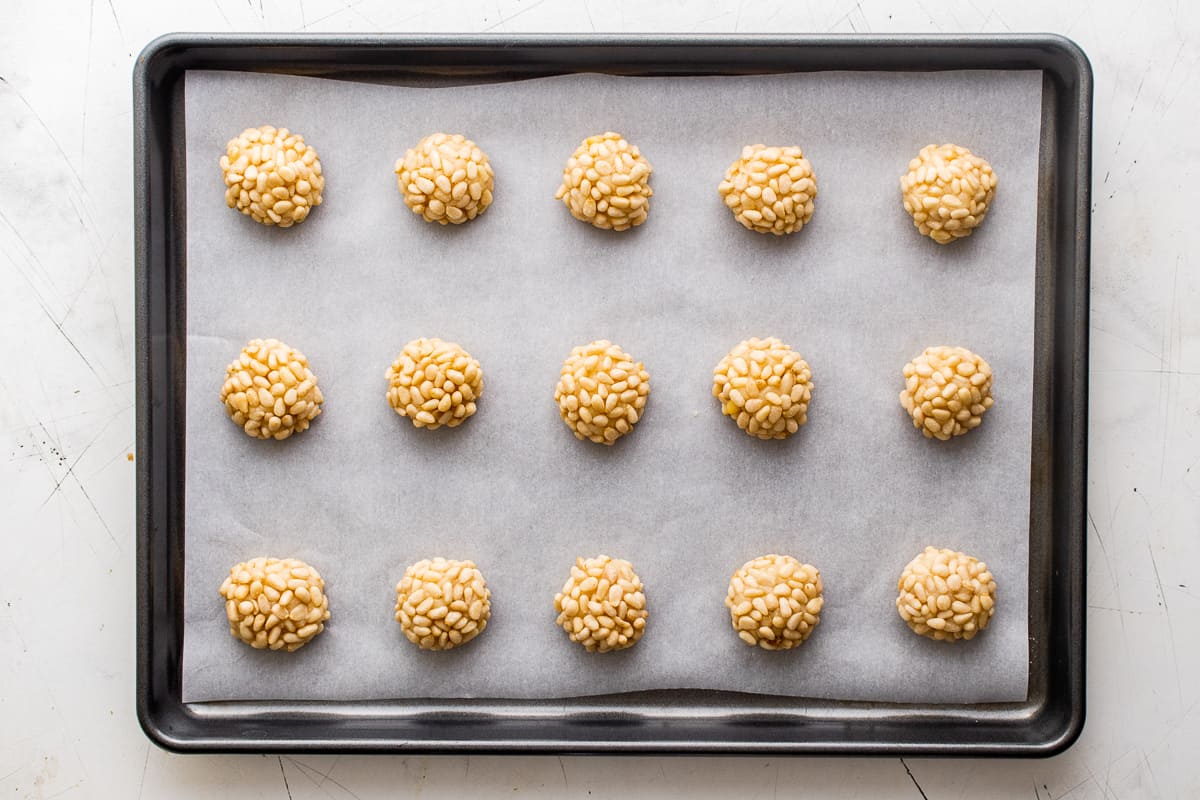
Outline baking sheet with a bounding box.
[182,68,1040,704]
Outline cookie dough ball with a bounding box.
[718,144,817,235]
[220,338,323,440]
[220,125,323,227]
[726,554,824,650]
[554,555,647,653]
[385,338,483,430]
[713,337,813,440]
[900,144,997,244]
[220,557,330,652]
[899,345,994,440]
[896,546,995,641]
[554,340,650,445]
[394,558,491,651]
[395,133,494,225]
[555,132,652,231]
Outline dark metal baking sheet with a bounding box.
[134,33,1090,755]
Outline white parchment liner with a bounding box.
[182,69,1040,703]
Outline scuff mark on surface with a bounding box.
[900,758,928,800]
[278,756,293,800]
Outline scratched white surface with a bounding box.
[1,0,1197,798]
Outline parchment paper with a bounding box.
[182,68,1041,704]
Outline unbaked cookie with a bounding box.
[553,555,647,653]
[394,557,490,650]
[220,125,323,227]
[713,337,813,440]
[896,546,995,641]
[220,338,323,440]
[554,340,650,445]
[726,554,823,650]
[219,557,330,652]
[718,144,817,235]
[395,133,494,224]
[385,338,483,429]
[555,132,652,231]
[900,144,996,244]
[899,345,993,440]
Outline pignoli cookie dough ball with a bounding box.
[726,554,824,650]
[220,125,323,227]
[899,345,993,440]
[219,557,330,652]
[718,144,817,235]
[385,338,483,430]
[395,133,495,224]
[713,337,813,440]
[555,132,652,231]
[394,558,491,651]
[900,143,996,244]
[554,340,650,445]
[220,338,323,440]
[554,555,647,653]
[896,546,995,641]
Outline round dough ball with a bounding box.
[555,132,652,231]
[713,337,813,440]
[899,345,994,440]
[718,144,817,235]
[896,546,996,641]
[554,340,650,445]
[726,554,824,650]
[394,557,491,651]
[220,338,323,440]
[395,133,495,225]
[219,125,323,227]
[554,555,647,653]
[385,338,483,430]
[219,557,330,652]
[900,143,997,244]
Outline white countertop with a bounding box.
[2,0,1196,797]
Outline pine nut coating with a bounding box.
[219,125,323,227]
[219,557,330,652]
[900,143,997,244]
[726,554,824,650]
[394,558,491,651]
[220,338,323,441]
[385,338,483,430]
[896,546,996,641]
[554,340,650,445]
[554,555,647,653]
[555,132,653,231]
[396,133,494,225]
[899,345,994,440]
[713,337,813,440]
[718,144,817,235]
